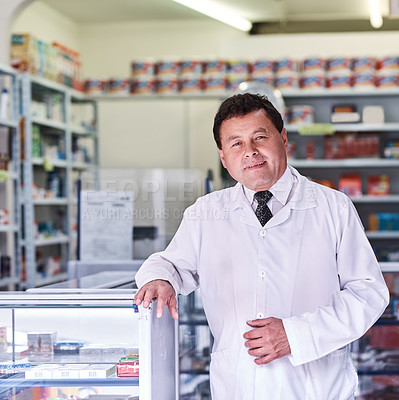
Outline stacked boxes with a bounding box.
[10,34,83,90]
[117,55,399,96]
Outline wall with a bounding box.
[11,1,80,51]
[221,31,399,59]
[79,20,242,77]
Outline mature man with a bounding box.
[134,93,389,399]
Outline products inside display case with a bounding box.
[0,291,178,400]
[179,291,211,399]
[353,272,399,399]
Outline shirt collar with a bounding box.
[242,166,293,206]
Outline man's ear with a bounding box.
[218,148,227,168]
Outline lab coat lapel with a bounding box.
[222,183,261,228]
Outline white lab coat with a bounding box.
[135,166,389,400]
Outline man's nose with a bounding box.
[245,142,258,157]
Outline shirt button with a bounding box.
[257,312,264,319]
[259,270,266,278]
[259,230,266,237]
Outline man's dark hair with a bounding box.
[213,93,284,149]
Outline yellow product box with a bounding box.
[10,33,39,74]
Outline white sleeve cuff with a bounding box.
[282,315,319,366]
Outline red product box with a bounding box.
[367,175,390,196]
[116,361,139,377]
[338,173,362,197]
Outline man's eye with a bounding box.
[256,136,266,140]
[232,142,241,147]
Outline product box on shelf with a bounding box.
[338,173,362,197]
[10,34,37,74]
[367,175,390,196]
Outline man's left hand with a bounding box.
[243,317,291,365]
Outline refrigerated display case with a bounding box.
[353,271,399,399]
[0,290,178,400]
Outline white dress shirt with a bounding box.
[135,165,389,400]
[244,166,295,216]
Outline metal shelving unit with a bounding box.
[19,73,98,289]
[0,64,21,290]
[282,89,399,398]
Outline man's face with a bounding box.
[218,109,288,191]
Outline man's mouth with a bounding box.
[246,161,265,169]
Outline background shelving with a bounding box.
[19,73,98,289]
[282,89,399,399]
[0,64,21,290]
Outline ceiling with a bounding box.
[39,0,399,34]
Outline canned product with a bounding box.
[299,74,325,89]
[227,59,249,77]
[326,74,352,89]
[179,76,203,93]
[131,59,155,77]
[155,59,179,77]
[179,59,203,77]
[203,76,227,92]
[376,73,399,88]
[352,73,376,89]
[301,57,326,74]
[377,56,399,71]
[352,57,376,73]
[107,78,130,95]
[202,60,227,77]
[248,76,274,86]
[249,59,274,77]
[274,73,299,90]
[84,78,105,95]
[155,77,179,94]
[274,58,297,75]
[326,57,351,74]
[130,77,155,95]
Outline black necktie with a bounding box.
[254,191,273,226]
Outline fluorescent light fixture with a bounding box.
[172,0,252,32]
[368,0,383,28]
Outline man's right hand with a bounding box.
[134,279,178,320]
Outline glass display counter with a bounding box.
[0,290,178,400]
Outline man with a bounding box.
[134,93,389,399]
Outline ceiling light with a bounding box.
[368,0,383,29]
[172,0,252,32]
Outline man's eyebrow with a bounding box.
[225,135,242,143]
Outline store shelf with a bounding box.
[33,272,69,287]
[0,117,18,128]
[287,87,399,392]
[0,277,20,287]
[351,195,399,203]
[0,64,21,290]
[366,231,399,239]
[72,162,95,170]
[289,158,399,168]
[33,198,69,206]
[34,236,70,246]
[0,376,139,387]
[30,75,68,93]
[281,88,399,98]
[20,73,99,288]
[357,368,399,375]
[0,224,18,233]
[380,262,399,272]
[31,116,66,131]
[286,122,399,133]
[71,125,97,136]
[2,170,19,180]
[32,157,68,168]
